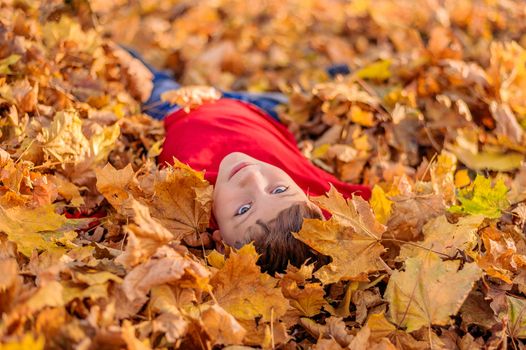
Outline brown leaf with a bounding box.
[122,246,210,306]
[476,225,526,284]
[116,199,174,268]
[200,304,246,346]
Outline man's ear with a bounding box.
[212,230,225,254]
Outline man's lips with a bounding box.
[228,162,253,180]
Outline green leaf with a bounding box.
[449,175,509,218]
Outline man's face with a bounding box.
[213,152,310,247]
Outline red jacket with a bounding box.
[158,99,371,200]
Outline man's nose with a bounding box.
[238,168,266,190]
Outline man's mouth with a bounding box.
[228,162,253,180]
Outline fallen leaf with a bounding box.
[0,205,88,257]
[399,214,484,259]
[95,163,136,213]
[475,226,526,284]
[122,246,210,306]
[385,252,481,332]
[281,279,326,317]
[199,304,247,346]
[147,160,213,241]
[370,185,393,225]
[355,59,392,80]
[294,217,385,283]
[449,175,509,219]
[0,54,21,75]
[0,333,45,350]
[210,244,289,322]
[506,295,526,339]
[116,199,174,268]
[161,86,221,112]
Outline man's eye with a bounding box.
[271,186,289,194]
[235,203,251,216]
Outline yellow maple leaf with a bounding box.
[0,205,87,257]
[210,244,289,322]
[281,280,326,317]
[310,185,386,240]
[294,218,385,283]
[147,160,213,240]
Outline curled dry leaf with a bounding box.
[122,246,210,307]
[116,199,174,268]
[161,86,222,112]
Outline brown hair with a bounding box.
[244,202,328,274]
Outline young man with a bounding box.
[125,49,371,273]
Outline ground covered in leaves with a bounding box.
[2,0,526,349]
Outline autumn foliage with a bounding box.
[2,0,526,349]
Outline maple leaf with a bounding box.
[281,279,326,317]
[116,200,174,268]
[122,246,210,307]
[506,295,526,339]
[399,214,485,259]
[449,175,509,219]
[161,86,221,112]
[384,176,446,242]
[310,185,386,239]
[95,163,137,212]
[385,252,482,332]
[475,226,526,284]
[198,304,247,346]
[146,160,213,241]
[209,244,289,322]
[294,218,385,283]
[38,110,120,166]
[0,205,89,257]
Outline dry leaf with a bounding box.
[386,252,481,332]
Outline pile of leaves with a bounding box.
[2,0,526,349]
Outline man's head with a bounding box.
[213,152,325,272]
